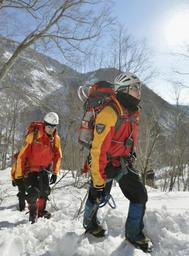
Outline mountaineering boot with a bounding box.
[28,203,37,224]
[19,199,25,211]
[36,197,51,219]
[86,224,106,237]
[18,196,26,211]
[125,203,153,252]
[83,199,106,237]
[17,192,26,211]
[126,234,153,253]
[38,210,51,219]
[84,212,106,237]
[42,210,51,219]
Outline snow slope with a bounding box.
[0,168,189,256]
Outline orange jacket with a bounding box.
[13,123,62,180]
[90,98,139,188]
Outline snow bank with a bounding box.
[0,169,189,255]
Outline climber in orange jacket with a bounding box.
[13,112,62,223]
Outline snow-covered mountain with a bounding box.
[0,36,184,126]
[0,36,179,115]
[0,168,189,256]
[0,36,81,100]
[1,36,189,170]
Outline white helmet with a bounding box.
[114,72,141,91]
[44,112,59,125]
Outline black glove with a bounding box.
[12,180,17,187]
[90,186,105,204]
[50,174,57,184]
[12,178,24,187]
[127,151,137,167]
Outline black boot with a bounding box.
[17,188,26,211]
[19,198,26,211]
[84,206,106,237]
[41,210,51,219]
[17,193,26,211]
[28,204,37,224]
[126,234,153,253]
[86,224,106,237]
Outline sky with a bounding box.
[0,168,189,256]
[1,0,189,105]
[114,0,189,105]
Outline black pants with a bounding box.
[17,179,26,211]
[25,170,51,205]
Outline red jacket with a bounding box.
[90,98,139,188]
[14,123,62,179]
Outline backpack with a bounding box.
[25,121,44,142]
[78,81,120,149]
[11,121,53,178]
[78,81,140,174]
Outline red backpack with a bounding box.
[25,121,44,142]
[78,81,119,149]
[78,81,140,174]
[12,122,44,171]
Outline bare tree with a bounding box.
[137,110,160,185]
[108,24,156,83]
[0,91,23,169]
[172,44,189,87]
[0,0,113,82]
[165,42,189,190]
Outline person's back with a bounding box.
[89,97,139,187]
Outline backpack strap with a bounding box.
[108,96,137,153]
[32,127,39,143]
[30,126,56,157]
[107,96,123,133]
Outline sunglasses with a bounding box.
[129,83,141,92]
[45,124,56,129]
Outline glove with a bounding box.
[12,180,17,187]
[90,186,105,204]
[12,178,24,187]
[50,174,57,184]
[127,151,137,167]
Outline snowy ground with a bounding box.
[0,168,189,256]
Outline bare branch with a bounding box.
[0,0,111,82]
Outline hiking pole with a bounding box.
[73,190,89,219]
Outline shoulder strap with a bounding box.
[32,127,39,143]
[107,98,122,133]
[31,127,56,153]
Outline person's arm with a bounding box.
[52,135,62,175]
[90,106,117,188]
[14,134,33,179]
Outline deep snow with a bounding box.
[0,168,189,256]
